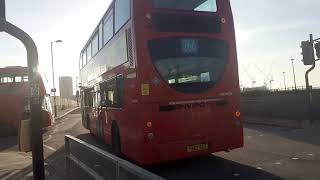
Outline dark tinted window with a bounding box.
[115,0,130,32]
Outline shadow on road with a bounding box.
[147,155,283,180]
[0,136,17,151]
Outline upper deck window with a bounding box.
[152,0,217,12]
[103,10,114,45]
[92,33,99,56]
[86,43,92,62]
[115,0,130,32]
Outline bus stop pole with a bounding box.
[0,1,45,179]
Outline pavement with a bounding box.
[1,112,320,180]
[0,107,79,180]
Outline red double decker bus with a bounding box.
[0,66,54,133]
[80,0,243,164]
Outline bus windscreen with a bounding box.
[152,0,217,12]
[149,38,228,93]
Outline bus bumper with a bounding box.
[136,135,243,165]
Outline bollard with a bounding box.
[19,119,31,152]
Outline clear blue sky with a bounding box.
[0,0,319,91]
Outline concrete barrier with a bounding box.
[241,89,320,121]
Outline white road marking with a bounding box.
[292,157,299,160]
[308,153,314,156]
[43,135,52,143]
[275,162,281,165]
[44,144,57,152]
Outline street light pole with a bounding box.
[283,72,287,90]
[50,40,62,117]
[1,1,45,179]
[291,58,297,90]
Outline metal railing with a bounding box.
[65,135,165,180]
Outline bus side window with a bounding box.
[102,76,124,108]
[84,90,94,107]
[23,76,29,82]
[15,76,22,83]
[93,91,101,108]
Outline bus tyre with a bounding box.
[100,119,105,141]
[111,123,121,156]
[87,114,92,133]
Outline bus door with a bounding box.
[82,88,94,129]
[91,86,101,137]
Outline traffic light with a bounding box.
[301,41,315,65]
[315,42,320,59]
[0,0,5,20]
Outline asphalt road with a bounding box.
[1,111,320,180]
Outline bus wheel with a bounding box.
[87,114,92,133]
[100,119,105,141]
[111,122,121,156]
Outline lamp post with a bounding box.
[283,72,287,90]
[50,40,62,117]
[290,58,297,90]
[2,1,46,178]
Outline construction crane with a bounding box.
[242,65,256,87]
[253,63,274,90]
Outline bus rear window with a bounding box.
[152,0,217,12]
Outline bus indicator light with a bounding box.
[221,18,226,24]
[235,111,241,118]
[147,122,152,128]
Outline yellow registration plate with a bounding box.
[187,143,209,153]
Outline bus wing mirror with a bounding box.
[101,99,112,107]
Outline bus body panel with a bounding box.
[80,0,243,165]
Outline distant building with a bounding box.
[59,76,73,98]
